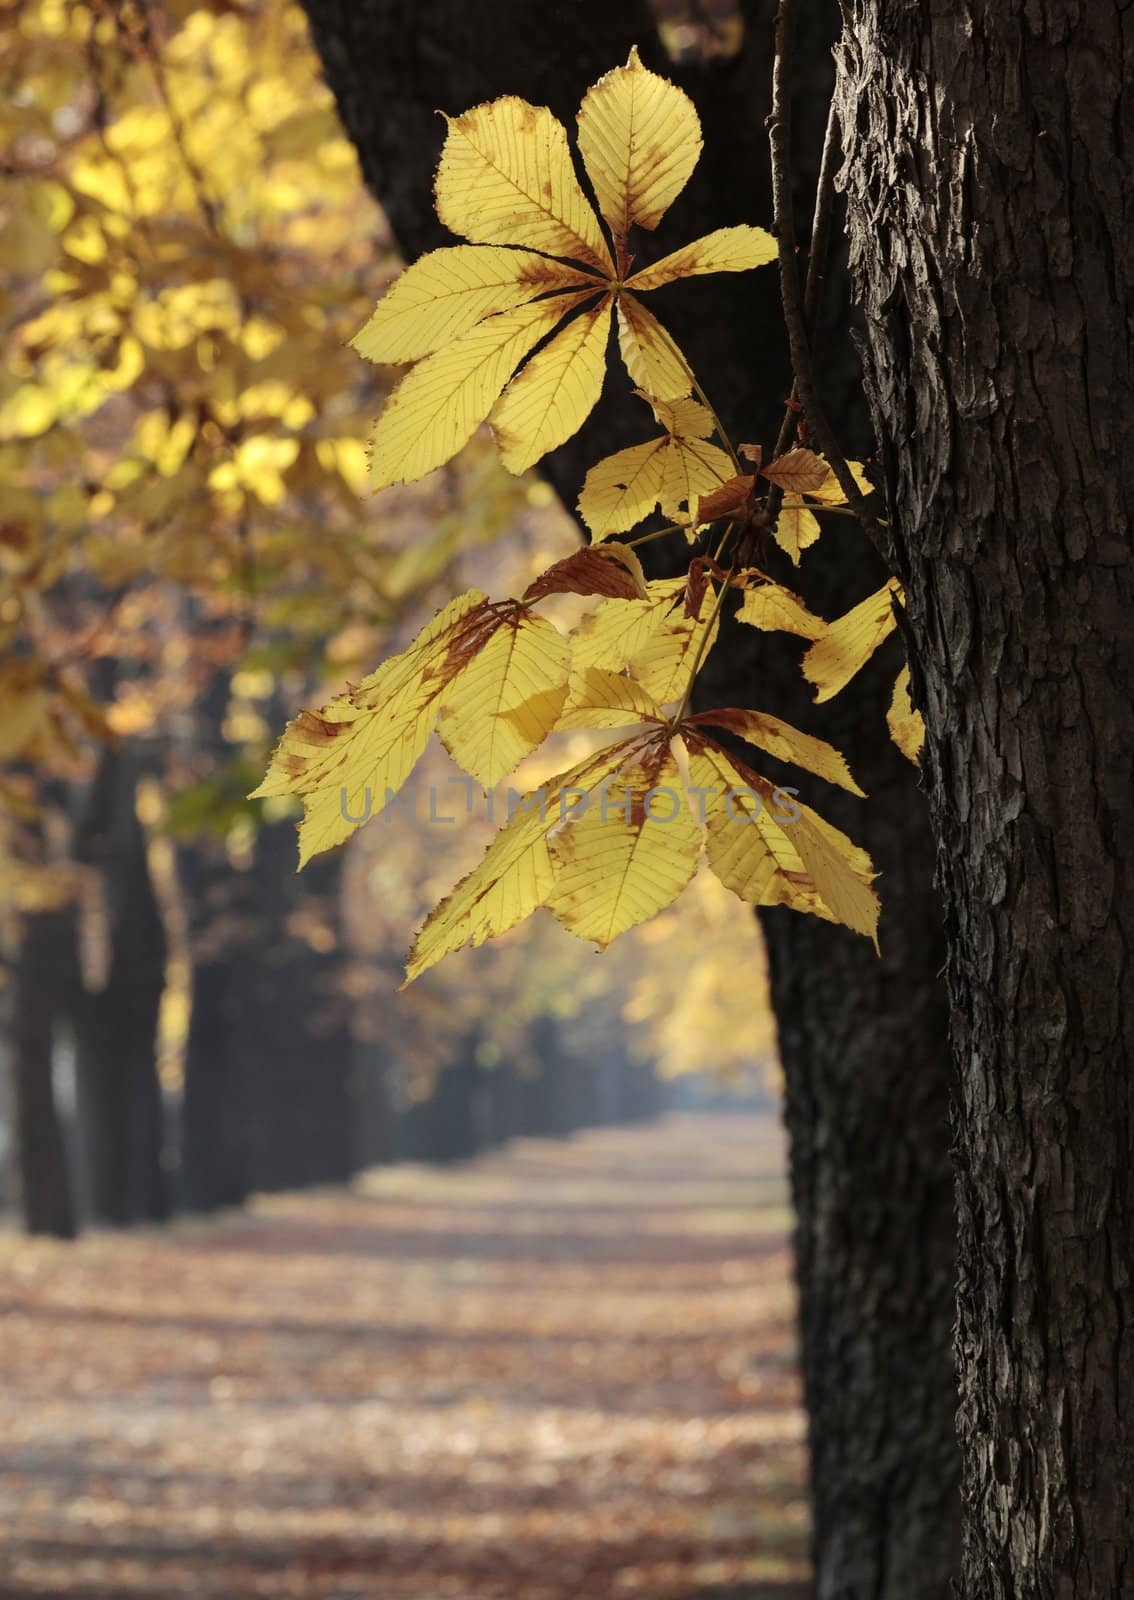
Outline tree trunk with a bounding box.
[530,1014,577,1138]
[299,3,959,1591]
[8,903,77,1239]
[234,821,360,1192]
[174,670,253,1214]
[479,1057,523,1147]
[405,1027,485,1164]
[179,909,250,1213]
[835,5,1134,1595]
[174,663,367,1204]
[73,744,169,1226]
[750,629,957,1599]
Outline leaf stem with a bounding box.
[769,0,886,549]
[781,501,869,518]
[691,377,743,475]
[770,97,842,469]
[671,564,736,729]
[625,522,691,549]
[711,519,736,563]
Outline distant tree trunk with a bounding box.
[238,821,360,1191]
[174,661,365,1204]
[351,1038,401,1166]
[8,901,76,1239]
[73,744,169,1226]
[529,1014,577,1138]
[341,945,406,1165]
[406,1025,485,1163]
[182,960,246,1209]
[835,5,1134,1594]
[178,841,250,1212]
[299,3,959,1591]
[180,829,360,1203]
[479,1057,523,1147]
[617,1057,665,1123]
[590,1044,629,1126]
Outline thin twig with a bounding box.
[771,95,841,465]
[768,0,883,544]
[711,518,737,564]
[802,98,843,343]
[691,377,743,475]
[626,522,693,549]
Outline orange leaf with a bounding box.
[695,474,754,524]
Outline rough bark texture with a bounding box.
[299,3,959,1593]
[834,5,1134,1596]
[699,577,958,1598]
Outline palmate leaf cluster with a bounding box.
[351,46,776,488]
[257,47,924,980]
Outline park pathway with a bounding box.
[0,1113,808,1599]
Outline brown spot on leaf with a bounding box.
[436,600,504,680]
[295,711,351,745]
[684,559,711,620]
[695,474,754,524]
[759,447,829,495]
[522,546,647,603]
[516,259,597,292]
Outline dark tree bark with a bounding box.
[8,899,77,1239]
[343,963,404,1165]
[404,1027,484,1163]
[352,1039,401,1167]
[180,828,363,1202]
[174,665,371,1204]
[735,613,957,1599]
[178,840,251,1213]
[834,5,1134,1596]
[524,1014,579,1139]
[299,3,959,1592]
[478,1057,525,1147]
[73,744,169,1226]
[238,821,360,1192]
[174,670,253,1214]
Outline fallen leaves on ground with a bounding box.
[0,1114,809,1599]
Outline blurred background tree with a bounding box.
[0,0,774,1241]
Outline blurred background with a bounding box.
[0,0,780,1233]
[0,4,807,1597]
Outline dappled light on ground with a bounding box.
[0,1114,808,1599]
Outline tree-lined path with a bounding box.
[0,1114,807,1599]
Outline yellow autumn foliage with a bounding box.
[803,579,901,703]
[578,393,732,537]
[887,664,926,765]
[247,49,898,981]
[353,47,776,490]
[1,0,534,799]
